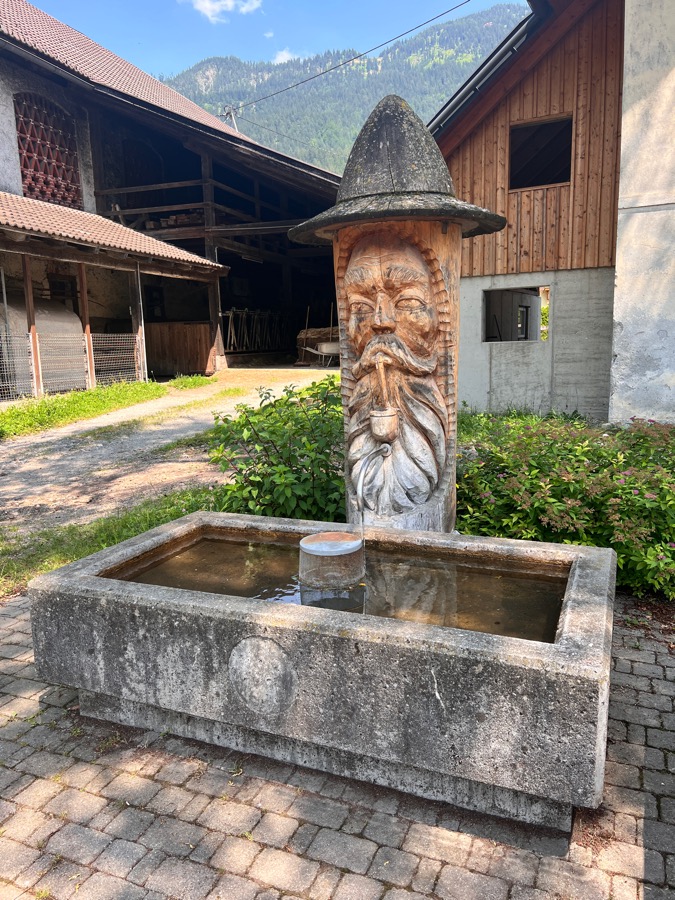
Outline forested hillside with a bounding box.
[163,4,528,173]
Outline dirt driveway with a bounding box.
[0,368,324,537]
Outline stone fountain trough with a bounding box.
[29,511,615,831]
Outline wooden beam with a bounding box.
[22,255,43,397]
[202,153,224,363]
[101,202,207,217]
[77,263,96,389]
[207,219,305,236]
[95,179,204,196]
[128,269,148,382]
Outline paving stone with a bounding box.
[127,848,166,886]
[139,815,207,856]
[99,772,161,807]
[248,847,320,893]
[146,857,218,899]
[287,768,327,794]
[0,799,15,823]
[156,758,203,785]
[104,807,155,841]
[33,859,89,899]
[11,776,62,808]
[186,770,239,799]
[47,822,112,865]
[363,811,409,849]
[608,741,665,769]
[644,769,675,797]
[57,761,105,789]
[536,856,613,899]
[368,845,418,886]
[251,811,298,848]
[206,872,259,900]
[334,872,385,900]
[596,839,665,884]
[661,798,675,823]
[641,819,675,853]
[603,784,658,818]
[253,782,299,814]
[210,835,261,874]
[411,856,441,893]
[307,828,377,874]
[146,785,194,816]
[611,875,639,900]
[286,794,349,828]
[95,839,148,878]
[75,871,147,899]
[189,830,224,864]
[508,889,557,900]
[287,822,319,854]
[403,823,472,866]
[309,867,341,900]
[44,787,109,823]
[383,891,433,900]
[177,791,211,823]
[0,837,40,880]
[435,863,509,900]
[15,749,70,778]
[197,798,261,834]
[605,760,642,789]
[488,845,539,886]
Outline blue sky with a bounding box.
[34,0,523,77]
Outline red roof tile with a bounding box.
[0,0,252,144]
[0,190,222,270]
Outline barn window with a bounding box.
[509,118,573,190]
[14,93,83,209]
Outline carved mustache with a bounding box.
[352,334,438,380]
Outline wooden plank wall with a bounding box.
[145,323,212,377]
[446,0,623,277]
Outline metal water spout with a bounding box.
[355,443,392,512]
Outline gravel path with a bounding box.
[0,368,323,536]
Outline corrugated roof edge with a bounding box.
[427,0,552,138]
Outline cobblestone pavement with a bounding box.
[0,592,673,900]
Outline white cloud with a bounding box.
[184,0,262,24]
[264,30,274,38]
[272,48,298,64]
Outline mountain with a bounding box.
[163,4,528,174]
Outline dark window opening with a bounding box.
[484,287,549,343]
[509,118,573,190]
[14,93,82,209]
[48,274,79,315]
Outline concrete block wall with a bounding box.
[458,268,615,421]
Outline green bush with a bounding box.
[456,416,675,600]
[210,377,346,522]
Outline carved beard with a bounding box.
[347,334,448,515]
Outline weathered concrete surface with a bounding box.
[29,512,616,830]
[1,589,673,899]
[458,268,615,420]
[609,0,675,423]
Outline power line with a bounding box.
[227,0,473,113]
[236,114,316,149]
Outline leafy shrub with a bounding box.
[456,416,675,600]
[210,377,345,522]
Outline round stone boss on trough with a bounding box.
[290,95,505,534]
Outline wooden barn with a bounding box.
[429,0,674,422]
[0,0,338,397]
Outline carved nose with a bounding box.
[373,294,395,332]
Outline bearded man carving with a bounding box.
[344,232,450,517]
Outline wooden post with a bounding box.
[128,267,148,382]
[202,153,224,370]
[22,254,43,397]
[78,263,96,389]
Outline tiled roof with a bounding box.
[0,0,251,144]
[0,191,222,270]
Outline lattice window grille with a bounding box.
[14,93,83,209]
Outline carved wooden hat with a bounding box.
[289,94,506,245]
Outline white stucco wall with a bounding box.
[458,268,615,421]
[609,0,675,423]
[0,59,96,212]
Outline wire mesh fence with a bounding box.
[0,332,33,401]
[92,334,142,385]
[38,334,88,393]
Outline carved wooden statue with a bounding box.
[290,96,505,532]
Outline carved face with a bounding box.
[345,235,439,358]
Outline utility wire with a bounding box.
[236,114,316,149]
[227,0,473,113]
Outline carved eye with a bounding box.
[396,296,425,311]
[349,299,374,314]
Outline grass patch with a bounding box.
[0,486,224,601]
[168,374,216,390]
[154,429,215,454]
[0,382,167,440]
